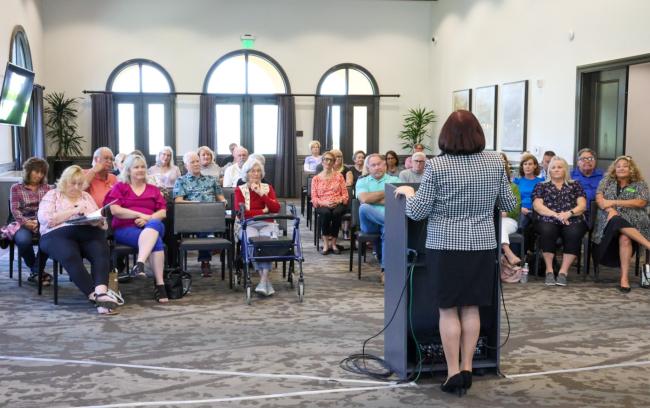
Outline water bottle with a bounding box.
[520,262,529,284]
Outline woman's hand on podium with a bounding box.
[394,186,415,199]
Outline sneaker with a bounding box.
[545,273,556,286]
[255,281,268,296]
[265,281,275,296]
[131,262,146,278]
[556,273,567,286]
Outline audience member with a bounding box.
[399,152,426,183]
[84,147,118,207]
[113,153,126,175]
[532,156,587,286]
[539,150,556,179]
[514,153,544,230]
[38,165,120,315]
[234,157,281,296]
[223,146,249,187]
[498,153,522,267]
[197,146,221,179]
[349,150,366,185]
[385,150,401,177]
[219,142,239,167]
[105,154,168,303]
[355,154,400,276]
[404,143,425,169]
[173,151,227,277]
[236,154,269,186]
[304,141,322,172]
[571,148,604,218]
[311,151,349,255]
[593,156,650,293]
[149,146,181,189]
[9,157,52,284]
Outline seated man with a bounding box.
[219,142,239,167]
[404,143,425,169]
[355,154,401,277]
[399,152,426,183]
[84,147,118,207]
[222,146,249,187]
[571,148,603,220]
[173,151,227,277]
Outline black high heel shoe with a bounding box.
[440,372,466,397]
[460,370,472,390]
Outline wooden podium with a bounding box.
[383,183,501,380]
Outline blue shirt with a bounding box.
[570,167,604,204]
[513,176,544,209]
[173,173,223,202]
[355,173,401,213]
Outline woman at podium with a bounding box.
[395,110,516,396]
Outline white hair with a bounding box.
[412,152,426,160]
[183,151,198,166]
[93,147,113,163]
[249,153,266,166]
[156,146,175,167]
[240,157,265,183]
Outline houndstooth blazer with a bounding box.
[405,151,516,250]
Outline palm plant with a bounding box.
[44,92,84,159]
[398,107,436,151]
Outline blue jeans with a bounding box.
[14,226,46,274]
[358,204,385,267]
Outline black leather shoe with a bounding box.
[618,286,631,293]
[441,372,466,397]
[460,370,472,389]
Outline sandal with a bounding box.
[153,284,169,303]
[319,248,331,255]
[331,247,341,255]
[97,306,119,316]
[94,292,120,309]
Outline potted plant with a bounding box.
[398,107,436,152]
[44,92,84,180]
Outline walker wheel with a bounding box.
[297,282,304,303]
[246,286,252,305]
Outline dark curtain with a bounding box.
[370,96,380,154]
[14,85,46,169]
[313,96,333,150]
[199,94,217,150]
[91,93,116,153]
[274,96,297,198]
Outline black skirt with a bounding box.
[595,216,637,267]
[426,248,497,308]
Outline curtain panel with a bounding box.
[274,95,297,198]
[91,93,116,153]
[198,94,217,151]
[14,85,45,169]
[313,96,333,151]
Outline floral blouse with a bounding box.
[592,177,650,244]
[532,181,586,225]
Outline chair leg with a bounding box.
[221,250,226,280]
[53,259,58,306]
[358,241,363,280]
[9,242,14,280]
[349,237,354,272]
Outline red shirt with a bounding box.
[234,183,281,220]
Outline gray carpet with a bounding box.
[1,205,649,407]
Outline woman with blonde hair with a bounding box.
[149,146,181,189]
[106,154,168,302]
[304,140,322,172]
[532,156,587,286]
[38,165,120,314]
[197,145,222,178]
[593,155,650,292]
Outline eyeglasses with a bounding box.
[335,156,343,159]
[413,160,426,163]
[578,157,595,162]
[322,158,334,162]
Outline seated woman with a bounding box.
[304,140,322,172]
[9,157,52,284]
[312,151,349,255]
[385,150,401,177]
[234,157,281,296]
[532,156,587,286]
[514,153,544,230]
[317,149,352,186]
[498,153,522,267]
[149,146,181,190]
[593,156,650,293]
[37,166,120,315]
[349,150,366,185]
[106,154,168,303]
[198,145,222,179]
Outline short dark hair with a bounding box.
[543,150,556,157]
[385,150,399,166]
[437,110,485,155]
[22,157,49,184]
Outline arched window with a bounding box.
[10,27,33,71]
[203,50,290,155]
[106,59,175,162]
[316,64,379,160]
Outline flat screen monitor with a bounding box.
[0,62,35,127]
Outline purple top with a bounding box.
[105,182,166,230]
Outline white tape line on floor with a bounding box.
[506,359,650,379]
[0,355,400,386]
[77,383,415,408]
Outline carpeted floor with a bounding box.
[1,203,649,407]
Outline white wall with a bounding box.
[41,0,434,157]
[429,0,650,163]
[0,0,43,164]
[626,62,650,180]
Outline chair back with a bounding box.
[587,200,598,230]
[277,200,288,235]
[222,187,235,210]
[174,201,226,234]
[306,175,314,199]
[351,199,360,229]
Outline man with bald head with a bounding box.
[84,147,118,207]
[222,146,249,187]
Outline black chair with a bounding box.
[174,201,233,283]
[531,214,584,278]
[348,199,381,280]
[306,175,314,230]
[105,207,138,276]
[507,232,525,263]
